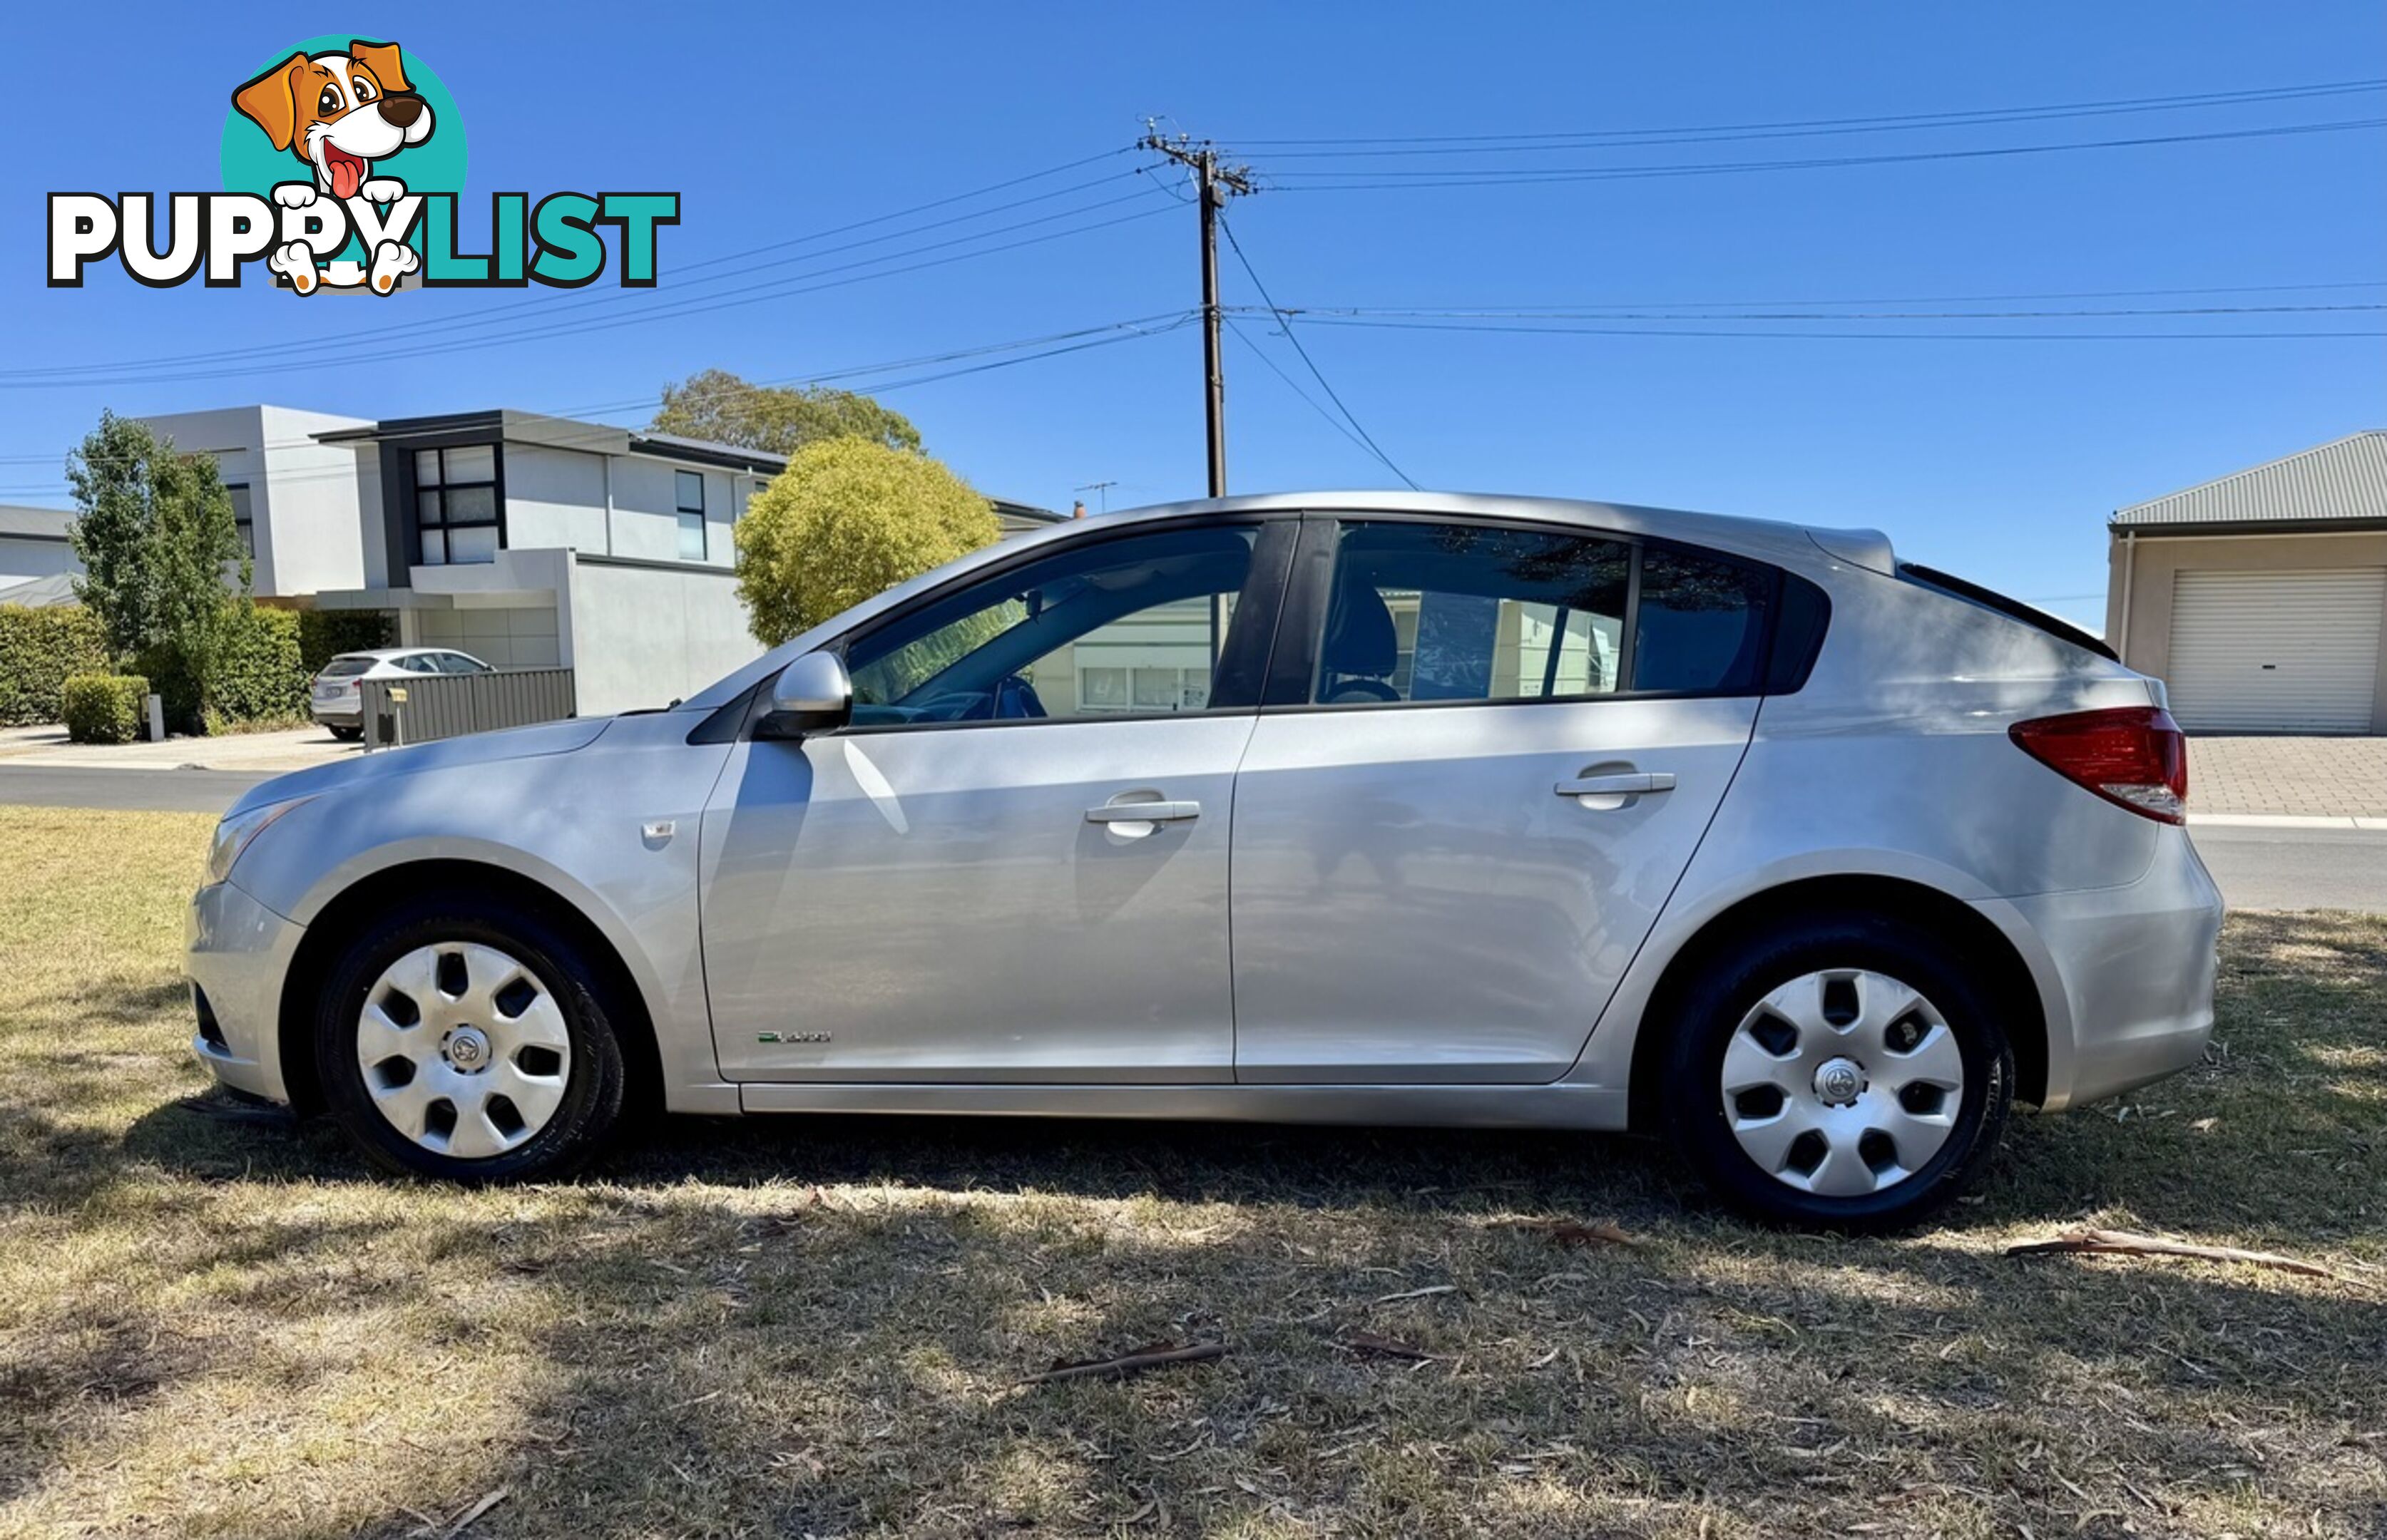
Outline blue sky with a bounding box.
[6,1,2383,629]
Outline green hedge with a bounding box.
[205,604,309,728]
[134,602,314,734]
[0,605,110,727]
[298,609,392,672]
[61,674,149,744]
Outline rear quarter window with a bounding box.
[1632,546,1774,694]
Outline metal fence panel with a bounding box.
[359,667,577,749]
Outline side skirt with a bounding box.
[737,1081,1631,1130]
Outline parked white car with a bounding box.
[195,493,2222,1229]
[310,648,493,740]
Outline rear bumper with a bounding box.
[311,698,360,723]
[1995,827,2223,1112]
[185,878,303,1104]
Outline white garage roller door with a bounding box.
[2165,569,2385,733]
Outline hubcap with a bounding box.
[1719,968,1965,1198]
[356,943,571,1159]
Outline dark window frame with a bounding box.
[225,482,255,560]
[1262,510,1796,713]
[397,440,504,568]
[675,468,707,561]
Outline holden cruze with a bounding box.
[186,493,2222,1229]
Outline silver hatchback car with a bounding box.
[188,493,2222,1228]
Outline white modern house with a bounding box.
[122,405,1060,719]
[0,505,81,594]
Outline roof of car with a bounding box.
[334,647,458,661]
[1096,491,1896,575]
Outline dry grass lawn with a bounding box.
[0,804,2381,1539]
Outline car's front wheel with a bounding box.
[1660,912,2013,1231]
[315,895,629,1182]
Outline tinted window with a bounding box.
[397,654,440,674]
[1312,522,1628,706]
[319,657,374,678]
[1633,547,1773,694]
[843,525,1258,726]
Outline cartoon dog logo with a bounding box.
[232,40,431,294]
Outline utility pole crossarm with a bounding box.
[1140,124,1255,498]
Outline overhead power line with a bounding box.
[1267,118,2386,189]
[1267,313,2385,342]
[1,202,1175,391]
[1231,78,2386,150]
[1217,217,1416,489]
[0,314,1202,498]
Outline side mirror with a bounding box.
[757,652,852,740]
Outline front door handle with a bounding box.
[1086,799,1202,823]
[1555,772,1676,798]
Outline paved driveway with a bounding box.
[2191,735,2387,818]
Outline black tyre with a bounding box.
[1659,911,2013,1232]
[315,893,629,1182]
[327,724,364,741]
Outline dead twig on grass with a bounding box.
[2006,1227,2335,1279]
[1017,1341,1227,1386]
[1339,1330,1436,1361]
[1518,1218,1644,1248]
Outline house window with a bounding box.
[227,483,255,559]
[414,443,500,565]
[675,470,706,560]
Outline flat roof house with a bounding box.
[2107,430,2387,735]
[0,505,82,595]
[131,404,1062,721]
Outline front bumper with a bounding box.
[1997,827,2224,1112]
[185,878,305,1104]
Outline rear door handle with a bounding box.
[1555,772,1675,798]
[1086,799,1202,823]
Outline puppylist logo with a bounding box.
[48,36,678,295]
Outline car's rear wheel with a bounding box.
[327,724,363,742]
[315,895,628,1182]
[1660,912,2013,1231]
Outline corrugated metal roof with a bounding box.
[2112,430,2387,529]
[0,504,74,542]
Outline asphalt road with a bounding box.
[2187,824,2387,914]
[0,766,272,813]
[1,766,2381,913]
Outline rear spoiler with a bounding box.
[1896,562,2119,663]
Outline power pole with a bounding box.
[1140,125,1253,497]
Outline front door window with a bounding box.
[842,524,1261,726]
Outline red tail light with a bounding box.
[2008,707,2187,824]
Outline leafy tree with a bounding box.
[735,438,998,647]
[66,411,247,660]
[652,369,921,456]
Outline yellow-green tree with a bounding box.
[735,438,999,647]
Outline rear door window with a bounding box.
[1310,521,1630,706]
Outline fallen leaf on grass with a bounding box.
[1339,1330,1436,1361]
[1017,1340,1227,1386]
[1518,1218,1644,1248]
[2006,1226,2334,1279]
